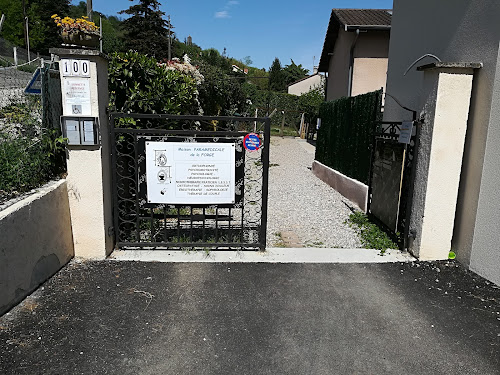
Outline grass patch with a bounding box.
[346,212,398,254]
[270,126,298,137]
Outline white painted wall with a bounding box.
[384,0,500,284]
[288,74,324,96]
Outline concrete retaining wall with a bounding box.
[312,160,368,212]
[0,180,74,315]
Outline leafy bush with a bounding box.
[0,102,66,203]
[108,51,199,115]
[197,62,247,116]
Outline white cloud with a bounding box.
[215,10,230,19]
[215,1,239,19]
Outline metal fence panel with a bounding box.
[110,113,271,251]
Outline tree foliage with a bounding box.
[283,59,309,86]
[0,0,70,54]
[268,57,285,92]
[197,62,246,116]
[119,0,172,58]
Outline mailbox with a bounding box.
[61,117,99,145]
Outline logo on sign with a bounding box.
[243,133,261,151]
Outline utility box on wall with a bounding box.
[61,116,99,145]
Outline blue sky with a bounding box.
[75,0,393,72]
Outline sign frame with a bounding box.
[145,141,237,205]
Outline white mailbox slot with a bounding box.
[61,117,99,145]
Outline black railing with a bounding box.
[109,113,271,251]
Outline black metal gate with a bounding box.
[367,121,420,250]
[110,113,271,251]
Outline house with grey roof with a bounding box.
[318,9,392,101]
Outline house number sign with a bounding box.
[145,141,236,204]
[61,59,91,77]
[60,59,92,116]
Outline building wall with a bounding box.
[288,74,324,96]
[326,29,355,101]
[351,58,388,97]
[384,0,500,285]
[0,180,74,315]
[327,29,390,101]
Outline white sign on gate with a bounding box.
[146,141,236,204]
[398,121,414,144]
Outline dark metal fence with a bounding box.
[110,113,271,251]
[367,121,419,250]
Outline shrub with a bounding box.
[0,102,66,203]
[108,51,200,116]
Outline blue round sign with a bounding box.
[244,133,261,151]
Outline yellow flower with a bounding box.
[51,14,58,18]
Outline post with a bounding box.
[280,111,285,137]
[167,15,172,61]
[99,16,103,53]
[87,0,93,21]
[25,17,30,62]
[407,62,481,260]
[13,47,17,66]
[50,48,113,259]
[254,108,258,132]
[0,14,5,33]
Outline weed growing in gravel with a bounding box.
[346,212,398,254]
[304,240,325,248]
[273,232,288,248]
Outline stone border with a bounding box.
[311,160,368,212]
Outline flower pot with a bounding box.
[61,31,99,49]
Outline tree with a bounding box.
[0,0,69,54]
[283,59,309,86]
[0,0,25,46]
[119,0,172,58]
[268,57,285,92]
[30,0,70,54]
[242,56,252,66]
[197,62,246,116]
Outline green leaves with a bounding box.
[108,51,198,119]
[346,212,399,252]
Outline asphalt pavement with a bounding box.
[1,259,499,374]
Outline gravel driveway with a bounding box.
[267,137,362,248]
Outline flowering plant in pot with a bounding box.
[52,14,100,48]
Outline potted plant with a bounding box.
[52,14,100,48]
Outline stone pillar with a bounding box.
[50,48,114,259]
[408,62,481,260]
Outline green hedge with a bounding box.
[243,83,324,135]
[315,90,382,184]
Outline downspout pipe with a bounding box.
[347,28,360,97]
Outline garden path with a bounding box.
[266,137,362,248]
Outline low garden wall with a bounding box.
[0,179,74,315]
[312,160,368,212]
